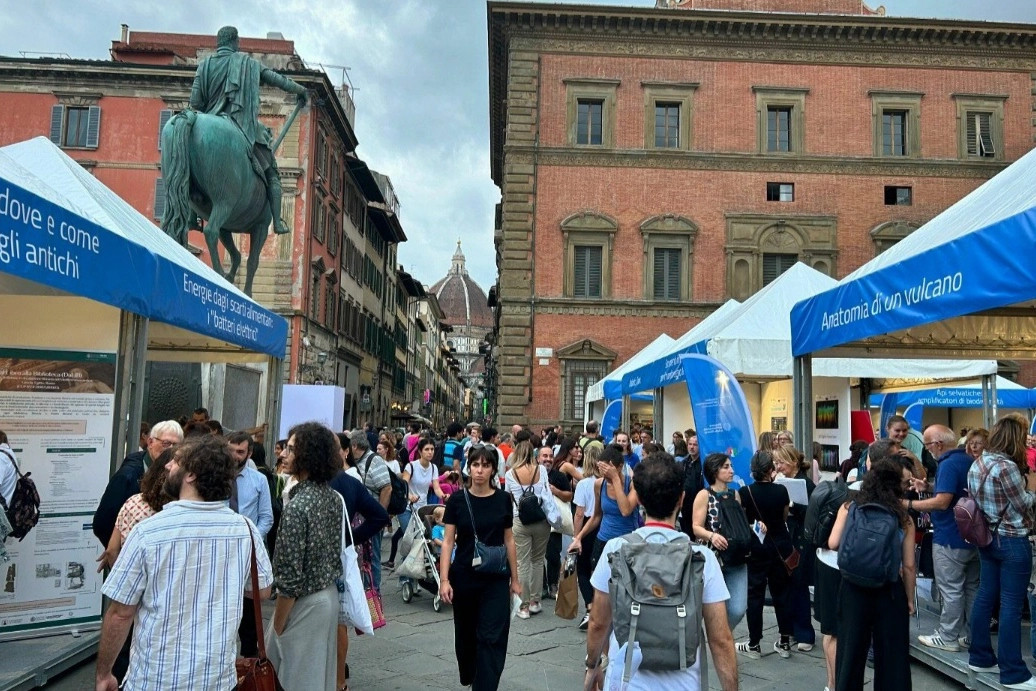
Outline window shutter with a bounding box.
[763,254,796,286]
[574,246,588,297]
[158,109,172,151]
[653,248,666,299]
[49,105,64,145]
[85,105,101,149]
[966,113,978,156]
[666,249,681,301]
[154,177,166,220]
[587,246,603,298]
[978,113,995,157]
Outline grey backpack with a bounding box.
[608,531,706,683]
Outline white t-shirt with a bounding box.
[590,527,729,691]
[574,477,597,518]
[405,460,435,510]
[505,465,552,519]
[386,460,401,475]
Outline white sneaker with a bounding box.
[918,633,960,652]
[516,606,530,620]
[969,663,999,674]
[735,641,761,659]
[796,642,814,652]
[958,635,970,649]
[529,601,542,614]
[773,639,791,659]
[1005,678,1036,690]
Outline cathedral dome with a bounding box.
[430,242,494,329]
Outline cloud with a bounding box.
[1,0,1032,295]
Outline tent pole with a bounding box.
[981,374,993,429]
[653,387,664,443]
[793,355,814,459]
[622,394,631,437]
[110,311,149,473]
[265,356,284,460]
[990,374,998,425]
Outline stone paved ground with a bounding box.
[43,566,961,690]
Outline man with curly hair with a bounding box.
[95,435,272,691]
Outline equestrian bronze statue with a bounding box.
[160,25,306,296]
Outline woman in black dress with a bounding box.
[738,449,795,660]
[439,446,520,690]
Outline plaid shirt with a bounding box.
[967,451,1035,538]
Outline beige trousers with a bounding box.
[512,517,551,607]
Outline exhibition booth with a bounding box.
[584,333,674,440]
[0,135,287,669]
[789,144,1036,688]
[870,376,1036,433]
[620,263,996,473]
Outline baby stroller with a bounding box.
[398,504,445,612]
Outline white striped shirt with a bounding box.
[102,500,273,691]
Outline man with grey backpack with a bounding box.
[584,452,737,690]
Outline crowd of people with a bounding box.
[81,407,1036,690]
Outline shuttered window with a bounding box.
[153,177,166,220]
[50,105,101,149]
[573,245,603,298]
[158,109,173,150]
[966,112,995,158]
[762,253,797,286]
[652,247,681,301]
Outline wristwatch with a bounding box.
[584,653,608,670]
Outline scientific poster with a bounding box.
[0,347,115,641]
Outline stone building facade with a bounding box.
[488,0,1036,430]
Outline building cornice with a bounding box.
[504,145,1009,179]
[501,296,727,319]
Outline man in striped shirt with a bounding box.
[96,435,273,691]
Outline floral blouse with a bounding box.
[273,480,342,599]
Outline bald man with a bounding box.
[912,424,979,653]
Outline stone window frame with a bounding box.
[871,221,920,256]
[561,211,618,299]
[753,86,809,155]
[556,339,617,423]
[869,91,923,158]
[640,214,699,302]
[642,81,699,151]
[953,93,1007,162]
[724,214,837,300]
[564,78,620,148]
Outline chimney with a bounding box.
[120,24,129,43]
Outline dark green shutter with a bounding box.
[978,113,995,157]
[154,177,166,220]
[586,246,602,298]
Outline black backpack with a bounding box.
[837,502,902,588]
[0,449,40,541]
[514,467,547,525]
[710,489,752,567]
[803,476,849,550]
[363,453,409,515]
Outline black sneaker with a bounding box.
[578,613,590,631]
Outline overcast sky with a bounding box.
[1,1,1034,292]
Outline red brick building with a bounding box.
[489,0,1036,429]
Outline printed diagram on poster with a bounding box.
[0,347,115,639]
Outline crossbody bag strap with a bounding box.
[244,519,269,662]
[462,489,480,543]
[0,448,20,477]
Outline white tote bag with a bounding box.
[336,492,373,635]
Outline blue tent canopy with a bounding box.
[0,138,287,358]
[791,145,1036,359]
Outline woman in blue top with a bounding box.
[567,444,639,568]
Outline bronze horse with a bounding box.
[160,111,273,296]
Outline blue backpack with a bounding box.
[837,502,902,588]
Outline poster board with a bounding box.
[0,347,115,641]
[279,385,346,439]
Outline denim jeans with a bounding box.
[970,535,1033,685]
[722,563,748,633]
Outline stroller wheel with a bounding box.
[433,594,442,612]
[402,581,413,604]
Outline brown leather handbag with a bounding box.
[236,525,284,691]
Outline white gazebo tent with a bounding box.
[622,263,995,454]
[0,137,287,648]
[790,144,1036,455]
[584,333,674,439]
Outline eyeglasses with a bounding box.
[152,438,178,449]
[923,440,941,448]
